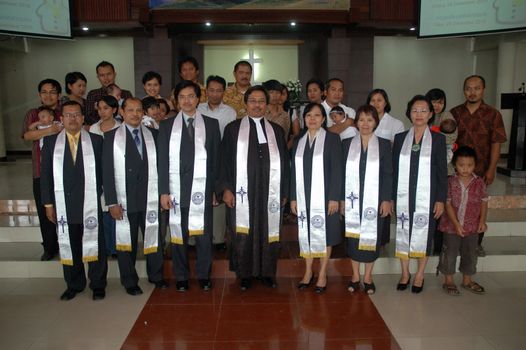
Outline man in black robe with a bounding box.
[219,85,289,290]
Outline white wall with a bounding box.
[373,33,526,153]
[0,37,135,151]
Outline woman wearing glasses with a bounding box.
[393,95,447,293]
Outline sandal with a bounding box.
[347,280,361,293]
[363,282,376,295]
[442,283,460,296]
[461,282,485,294]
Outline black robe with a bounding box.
[290,131,343,248]
[219,117,289,279]
[342,136,393,262]
[392,129,448,256]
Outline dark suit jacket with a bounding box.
[392,129,448,207]
[158,114,221,208]
[40,132,103,224]
[102,125,158,214]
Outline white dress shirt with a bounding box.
[198,102,236,138]
[374,112,405,142]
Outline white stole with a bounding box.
[344,134,380,251]
[114,124,159,254]
[168,112,207,245]
[235,116,281,243]
[53,129,98,265]
[396,127,432,259]
[295,129,327,258]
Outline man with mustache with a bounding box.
[450,75,507,257]
[223,60,253,119]
[219,86,289,290]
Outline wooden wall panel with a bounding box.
[370,0,417,22]
[73,0,130,22]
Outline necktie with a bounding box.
[133,129,141,155]
[187,118,194,139]
[68,134,78,164]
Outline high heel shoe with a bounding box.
[347,280,361,293]
[397,274,411,291]
[411,279,425,294]
[363,282,376,295]
[297,275,314,290]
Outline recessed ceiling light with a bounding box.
[290,21,296,27]
[410,27,416,31]
[82,26,89,31]
[205,22,212,27]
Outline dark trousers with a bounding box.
[116,211,164,288]
[102,212,116,255]
[478,232,485,245]
[172,206,213,281]
[63,224,107,291]
[33,178,58,254]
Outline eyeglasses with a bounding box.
[411,109,429,114]
[247,99,266,105]
[63,112,83,119]
[178,94,197,100]
[40,90,58,95]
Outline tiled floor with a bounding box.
[1,273,526,349]
[122,276,400,349]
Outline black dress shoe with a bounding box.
[41,251,55,261]
[92,288,106,300]
[397,274,411,291]
[176,280,189,292]
[411,279,425,294]
[240,278,252,291]
[314,285,327,294]
[297,275,314,290]
[199,279,212,291]
[60,288,81,301]
[261,277,277,288]
[151,279,169,289]
[214,243,227,251]
[126,285,143,296]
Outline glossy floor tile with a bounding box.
[122,277,401,349]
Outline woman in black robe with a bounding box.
[342,105,393,295]
[393,95,447,294]
[290,103,342,293]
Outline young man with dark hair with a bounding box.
[22,79,63,261]
[86,61,133,125]
[158,80,221,291]
[198,75,236,251]
[450,75,507,257]
[178,57,206,103]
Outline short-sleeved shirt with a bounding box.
[21,106,61,178]
[223,84,250,119]
[438,175,488,236]
[450,101,507,176]
[374,112,405,142]
[265,108,291,138]
[197,102,236,138]
[86,87,133,125]
[322,100,356,128]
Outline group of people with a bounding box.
[21,57,507,301]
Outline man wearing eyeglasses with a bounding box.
[40,101,107,301]
[159,80,221,292]
[219,85,289,291]
[22,79,64,261]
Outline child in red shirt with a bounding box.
[438,146,488,296]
